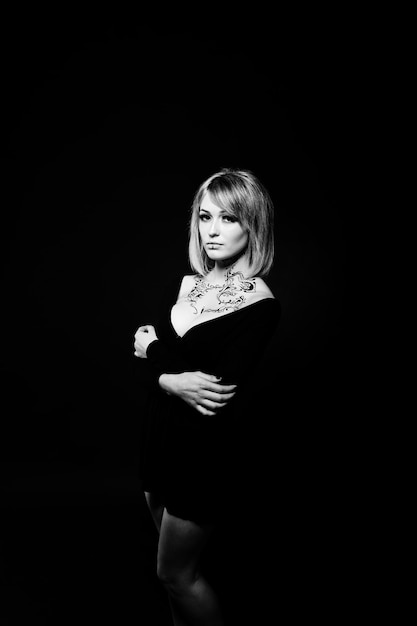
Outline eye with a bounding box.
[198,213,211,221]
[223,215,238,223]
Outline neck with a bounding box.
[209,256,249,283]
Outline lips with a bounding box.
[206,242,223,246]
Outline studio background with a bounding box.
[1,14,348,624]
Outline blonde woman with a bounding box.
[134,168,280,626]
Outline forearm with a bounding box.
[146,339,191,376]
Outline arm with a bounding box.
[133,274,196,375]
[136,298,280,381]
[134,324,236,416]
[155,301,280,416]
[133,279,279,414]
[133,324,191,374]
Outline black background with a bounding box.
[1,11,350,625]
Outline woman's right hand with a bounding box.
[158,371,237,416]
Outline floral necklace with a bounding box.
[186,265,256,314]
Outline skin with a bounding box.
[133,191,273,625]
[134,192,252,416]
[145,492,223,626]
[197,191,249,280]
[133,327,236,417]
[133,192,273,415]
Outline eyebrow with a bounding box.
[199,208,229,215]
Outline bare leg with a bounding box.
[157,508,224,626]
[144,492,190,625]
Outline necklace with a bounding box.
[186,265,256,314]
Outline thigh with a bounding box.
[158,508,214,579]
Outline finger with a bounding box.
[197,372,223,383]
[196,373,237,392]
[196,405,217,417]
[200,398,227,410]
[137,325,153,334]
[203,390,235,403]
[203,382,237,394]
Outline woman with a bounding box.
[134,168,280,625]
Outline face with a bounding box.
[198,192,248,265]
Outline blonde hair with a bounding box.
[188,168,275,277]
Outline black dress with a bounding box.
[139,276,281,523]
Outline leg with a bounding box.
[144,493,186,623]
[157,508,224,626]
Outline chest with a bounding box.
[170,275,259,338]
[170,294,231,337]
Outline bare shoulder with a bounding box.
[178,274,198,299]
[252,277,275,300]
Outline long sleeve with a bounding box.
[146,338,192,377]
[146,298,280,384]
[137,267,280,392]
[211,299,281,385]
[137,279,280,523]
[140,274,193,385]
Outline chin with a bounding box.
[208,252,232,262]
[206,250,226,258]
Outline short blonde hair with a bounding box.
[188,168,275,277]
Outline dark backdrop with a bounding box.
[1,13,349,624]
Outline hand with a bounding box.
[134,325,158,358]
[159,371,237,416]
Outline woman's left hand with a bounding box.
[134,325,158,358]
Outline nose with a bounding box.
[209,218,220,237]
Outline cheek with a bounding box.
[232,228,248,247]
